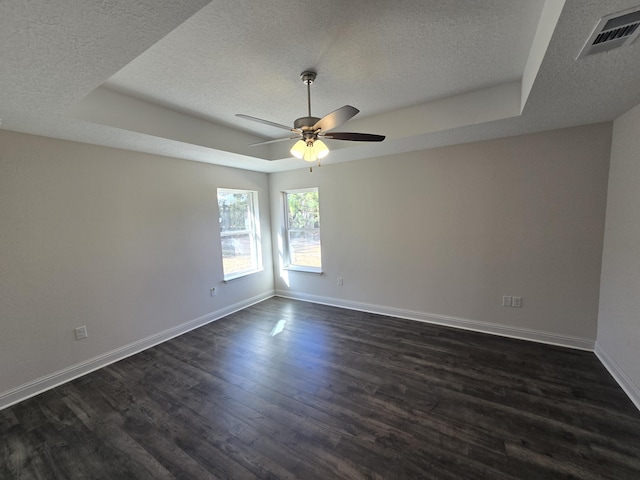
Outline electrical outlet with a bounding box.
[502,296,512,307]
[74,326,88,340]
[337,277,343,286]
[210,287,217,297]
[512,296,522,308]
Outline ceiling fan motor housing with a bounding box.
[294,116,321,131]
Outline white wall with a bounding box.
[596,102,640,410]
[270,124,612,348]
[0,131,273,407]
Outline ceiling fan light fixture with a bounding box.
[290,139,329,162]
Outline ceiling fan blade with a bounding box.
[236,114,296,132]
[250,136,300,146]
[313,105,359,133]
[321,132,386,142]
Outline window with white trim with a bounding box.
[217,188,262,280]
[284,188,321,272]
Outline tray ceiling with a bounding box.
[2,0,640,172]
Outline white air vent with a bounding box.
[577,6,640,59]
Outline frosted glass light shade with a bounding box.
[290,139,330,162]
[290,140,306,159]
[313,140,329,160]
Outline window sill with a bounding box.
[223,268,264,283]
[284,265,323,274]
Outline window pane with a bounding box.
[287,191,320,229]
[221,233,256,274]
[288,230,321,268]
[217,189,261,279]
[285,188,321,270]
[219,192,250,232]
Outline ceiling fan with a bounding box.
[236,71,385,169]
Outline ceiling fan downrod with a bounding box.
[294,71,321,139]
[300,71,316,118]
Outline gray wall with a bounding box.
[597,102,640,409]
[270,123,612,347]
[0,121,616,408]
[0,131,273,406]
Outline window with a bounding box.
[284,188,321,272]
[217,189,262,280]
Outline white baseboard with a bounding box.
[595,342,640,412]
[4,290,612,412]
[0,291,274,411]
[275,290,595,351]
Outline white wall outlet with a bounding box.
[210,287,217,297]
[502,296,512,307]
[512,296,522,308]
[337,277,343,286]
[74,326,88,340]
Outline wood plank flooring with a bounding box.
[2,297,640,479]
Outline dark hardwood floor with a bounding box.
[2,297,640,479]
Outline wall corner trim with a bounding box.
[595,342,640,412]
[0,290,275,411]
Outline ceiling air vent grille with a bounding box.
[577,6,640,59]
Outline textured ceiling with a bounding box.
[104,0,544,131]
[2,0,640,172]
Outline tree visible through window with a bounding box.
[217,189,261,280]
[285,188,321,270]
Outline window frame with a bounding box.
[283,187,322,274]
[217,188,263,282]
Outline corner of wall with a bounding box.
[595,341,640,411]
